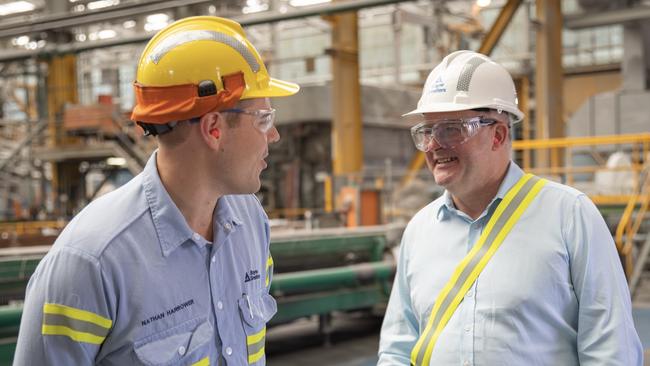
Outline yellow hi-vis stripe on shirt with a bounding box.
[410,174,547,366]
[41,303,113,345]
[247,326,266,363]
[265,255,273,287]
[192,356,210,366]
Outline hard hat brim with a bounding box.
[243,77,300,99]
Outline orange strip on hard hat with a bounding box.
[130,72,245,124]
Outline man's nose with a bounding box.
[267,126,280,144]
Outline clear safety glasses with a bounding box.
[221,108,276,133]
[410,116,497,152]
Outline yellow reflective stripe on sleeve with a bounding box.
[247,326,266,345]
[41,303,112,344]
[248,346,265,364]
[43,303,112,328]
[265,255,273,287]
[410,174,547,366]
[191,356,210,366]
[41,325,106,344]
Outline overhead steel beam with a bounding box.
[0,0,208,39]
[478,0,523,55]
[0,0,416,63]
[0,0,414,39]
[565,5,650,29]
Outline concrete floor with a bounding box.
[266,306,650,366]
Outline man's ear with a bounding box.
[199,112,223,148]
[492,122,509,150]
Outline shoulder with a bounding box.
[54,174,149,259]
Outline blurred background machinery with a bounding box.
[0,0,649,364]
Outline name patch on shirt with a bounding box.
[141,299,195,326]
[244,269,260,283]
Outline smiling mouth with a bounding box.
[435,157,458,164]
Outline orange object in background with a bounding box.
[63,104,120,135]
[360,190,380,226]
[337,187,382,227]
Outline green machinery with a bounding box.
[0,225,401,364]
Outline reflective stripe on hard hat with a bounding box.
[456,57,485,92]
[409,174,547,365]
[148,30,260,73]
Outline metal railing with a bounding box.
[615,164,650,283]
[512,133,650,205]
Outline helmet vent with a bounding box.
[149,30,260,73]
[456,57,485,92]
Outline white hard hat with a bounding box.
[404,50,524,123]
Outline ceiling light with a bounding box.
[123,20,136,28]
[76,33,86,42]
[146,13,169,24]
[13,35,29,46]
[0,1,35,16]
[97,29,116,39]
[476,0,491,7]
[87,0,119,10]
[106,157,126,166]
[289,0,330,7]
[243,4,268,13]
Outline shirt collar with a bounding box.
[142,151,212,256]
[436,161,524,222]
[213,196,244,230]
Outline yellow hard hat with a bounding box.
[132,16,299,124]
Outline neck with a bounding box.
[156,149,222,240]
[450,161,510,220]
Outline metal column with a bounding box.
[327,10,363,178]
[535,0,564,168]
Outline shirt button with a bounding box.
[225,347,233,356]
[178,346,186,356]
[192,233,201,241]
[217,301,223,310]
[466,291,473,298]
[464,325,471,332]
[211,256,216,263]
[224,223,232,230]
[463,361,470,366]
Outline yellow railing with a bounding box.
[0,220,67,236]
[615,166,650,279]
[513,133,650,280]
[513,133,650,205]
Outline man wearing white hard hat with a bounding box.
[378,50,642,366]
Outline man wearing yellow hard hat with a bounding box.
[15,16,298,366]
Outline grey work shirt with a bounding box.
[14,152,276,366]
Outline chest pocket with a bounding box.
[238,290,277,365]
[134,317,213,366]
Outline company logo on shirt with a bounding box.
[244,269,260,283]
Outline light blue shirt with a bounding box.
[15,151,276,366]
[378,162,643,366]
